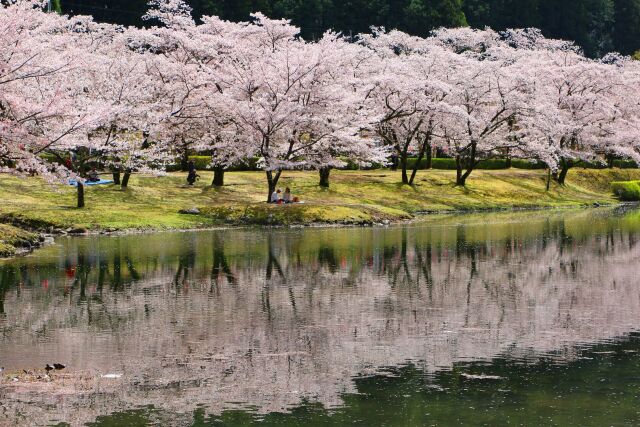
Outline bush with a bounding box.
[166,155,637,173]
[511,159,547,169]
[611,181,640,201]
[576,160,608,169]
[613,159,639,169]
[405,157,542,171]
[166,156,260,172]
[477,159,509,169]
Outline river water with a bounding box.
[1,207,640,426]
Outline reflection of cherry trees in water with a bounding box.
[1,209,640,424]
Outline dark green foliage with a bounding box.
[464,0,618,57]
[611,180,640,200]
[407,157,546,170]
[510,159,547,170]
[166,156,261,172]
[614,0,640,55]
[171,156,637,172]
[59,0,640,57]
[613,159,639,169]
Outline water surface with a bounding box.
[1,207,640,426]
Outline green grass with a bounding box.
[611,180,640,201]
[0,168,639,235]
[0,223,40,257]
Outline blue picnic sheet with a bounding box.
[68,179,114,186]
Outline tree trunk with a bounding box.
[212,166,225,187]
[408,157,420,186]
[425,146,433,169]
[455,142,477,186]
[121,170,131,188]
[409,136,431,186]
[455,156,464,186]
[266,170,282,203]
[112,171,121,185]
[506,157,512,169]
[180,144,189,172]
[456,171,469,186]
[554,159,573,185]
[557,164,570,185]
[606,154,615,168]
[390,154,398,171]
[319,167,331,188]
[77,183,85,208]
[546,168,552,192]
[400,153,410,185]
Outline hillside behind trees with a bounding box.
[61,0,639,57]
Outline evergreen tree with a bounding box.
[614,0,640,54]
[56,0,635,57]
[403,0,467,36]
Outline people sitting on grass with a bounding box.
[271,188,282,203]
[87,167,100,182]
[270,187,301,204]
[283,187,292,203]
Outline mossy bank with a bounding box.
[1,168,639,254]
[0,223,43,258]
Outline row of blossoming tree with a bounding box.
[1,0,639,207]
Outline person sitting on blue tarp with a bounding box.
[87,167,100,182]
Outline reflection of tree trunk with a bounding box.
[0,283,5,316]
[266,234,286,281]
[98,259,107,292]
[125,256,140,281]
[74,254,90,303]
[464,246,478,326]
[288,286,297,314]
[455,224,466,259]
[416,245,433,297]
[318,246,338,273]
[261,285,272,321]
[401,229,413,285]
[113,252,122,291]
[175,241,196,287]
[391,229,413,287]
[174,263,186,287]
[212,234,237,286]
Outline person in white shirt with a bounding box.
[271,188,282,203]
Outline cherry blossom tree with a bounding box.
[435,49,531,186]
[359,29,455,186]
[0,1,89,182]
[524,51,631,185]
[2,0,639,200]
[217,14,386,199]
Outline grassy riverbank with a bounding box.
[1,168,639,248]
[0,224,41,257]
